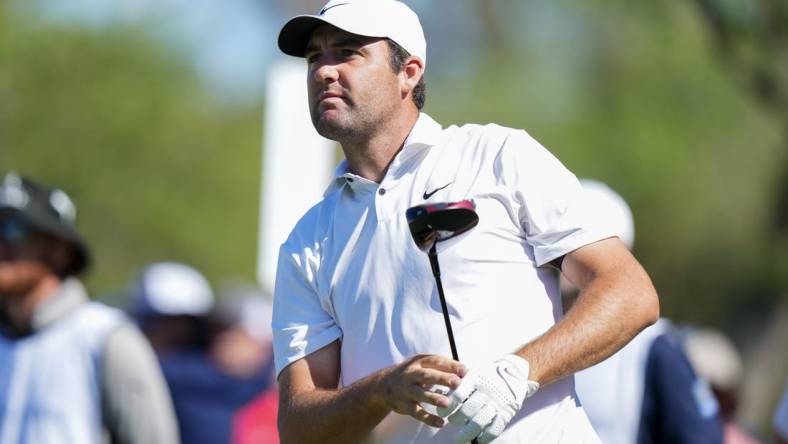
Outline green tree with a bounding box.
[0,3,263,295]
[692,0,788,294]
[426,0,783,326]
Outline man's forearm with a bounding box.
[279,351,465,444]
[279,367,391,444]
[518,250,659,385]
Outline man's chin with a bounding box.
[314,117,351,141]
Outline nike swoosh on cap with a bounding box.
[320,2,351,15]
[423,182,452,200]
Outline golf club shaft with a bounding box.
[428,244,459,361]
[429,245,479,444]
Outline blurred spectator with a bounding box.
[129,261,215,355]
[219,284,279,444]
[775,384,788,444]
[568,179,723,443]
[684,328,762,443]
[0,172,178,444]
[211,283,274,379]
[232,389,279,444]
[129,267,275,444]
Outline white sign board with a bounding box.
[257,58,335,294]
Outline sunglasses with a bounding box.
[0,218,34,244]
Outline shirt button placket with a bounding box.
[376,187,387,221]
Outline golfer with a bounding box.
[272,1,659,443]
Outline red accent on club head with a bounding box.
[406,199,479,250]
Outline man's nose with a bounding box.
[313,62,339,84]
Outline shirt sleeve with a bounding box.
[101,323,180,444]
[495,130,617,266]
[272,245,343,378]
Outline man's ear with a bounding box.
[400,56,424,98]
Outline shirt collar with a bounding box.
[401,112,445,152]
[31,278,88,332]
[0,278,88,338]
[323,113,445,197]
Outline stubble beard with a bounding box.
[312,111,356,142]
[311,99,391,146]
[312,110,370,145]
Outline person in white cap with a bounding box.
[683,327,759,444]
[129,264,275,444]
[129,261,216,355]
[570,180,724,444]
[272,2,659,443]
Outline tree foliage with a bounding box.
[0,3,263,295]
[426,0,784,326]
[1,0,785,331]
[691,0,788,295]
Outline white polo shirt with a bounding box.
[273,113,612,443]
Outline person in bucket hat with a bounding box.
[0,172,88,279]
[0,172,179,444]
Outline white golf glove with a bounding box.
[437,354,540,443]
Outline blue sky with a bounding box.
[20,0,287,102]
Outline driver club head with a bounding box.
[406,200,479,251]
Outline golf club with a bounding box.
[405,199,479,362]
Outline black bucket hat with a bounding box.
[0,172,89,275]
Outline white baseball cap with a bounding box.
[580,179,635,249]
[216,282,274,343]
[683,328,743,391]
[130,262,215,317]
[278,0,426,66]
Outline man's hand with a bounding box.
[279,343,468,444]
[437,355,539,443]
[378,354,468,428]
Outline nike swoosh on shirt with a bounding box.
[423,182,452,200]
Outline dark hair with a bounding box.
[386,40,426,110]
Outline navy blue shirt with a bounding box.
[638,334,724,444]
[160,349,274,444]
